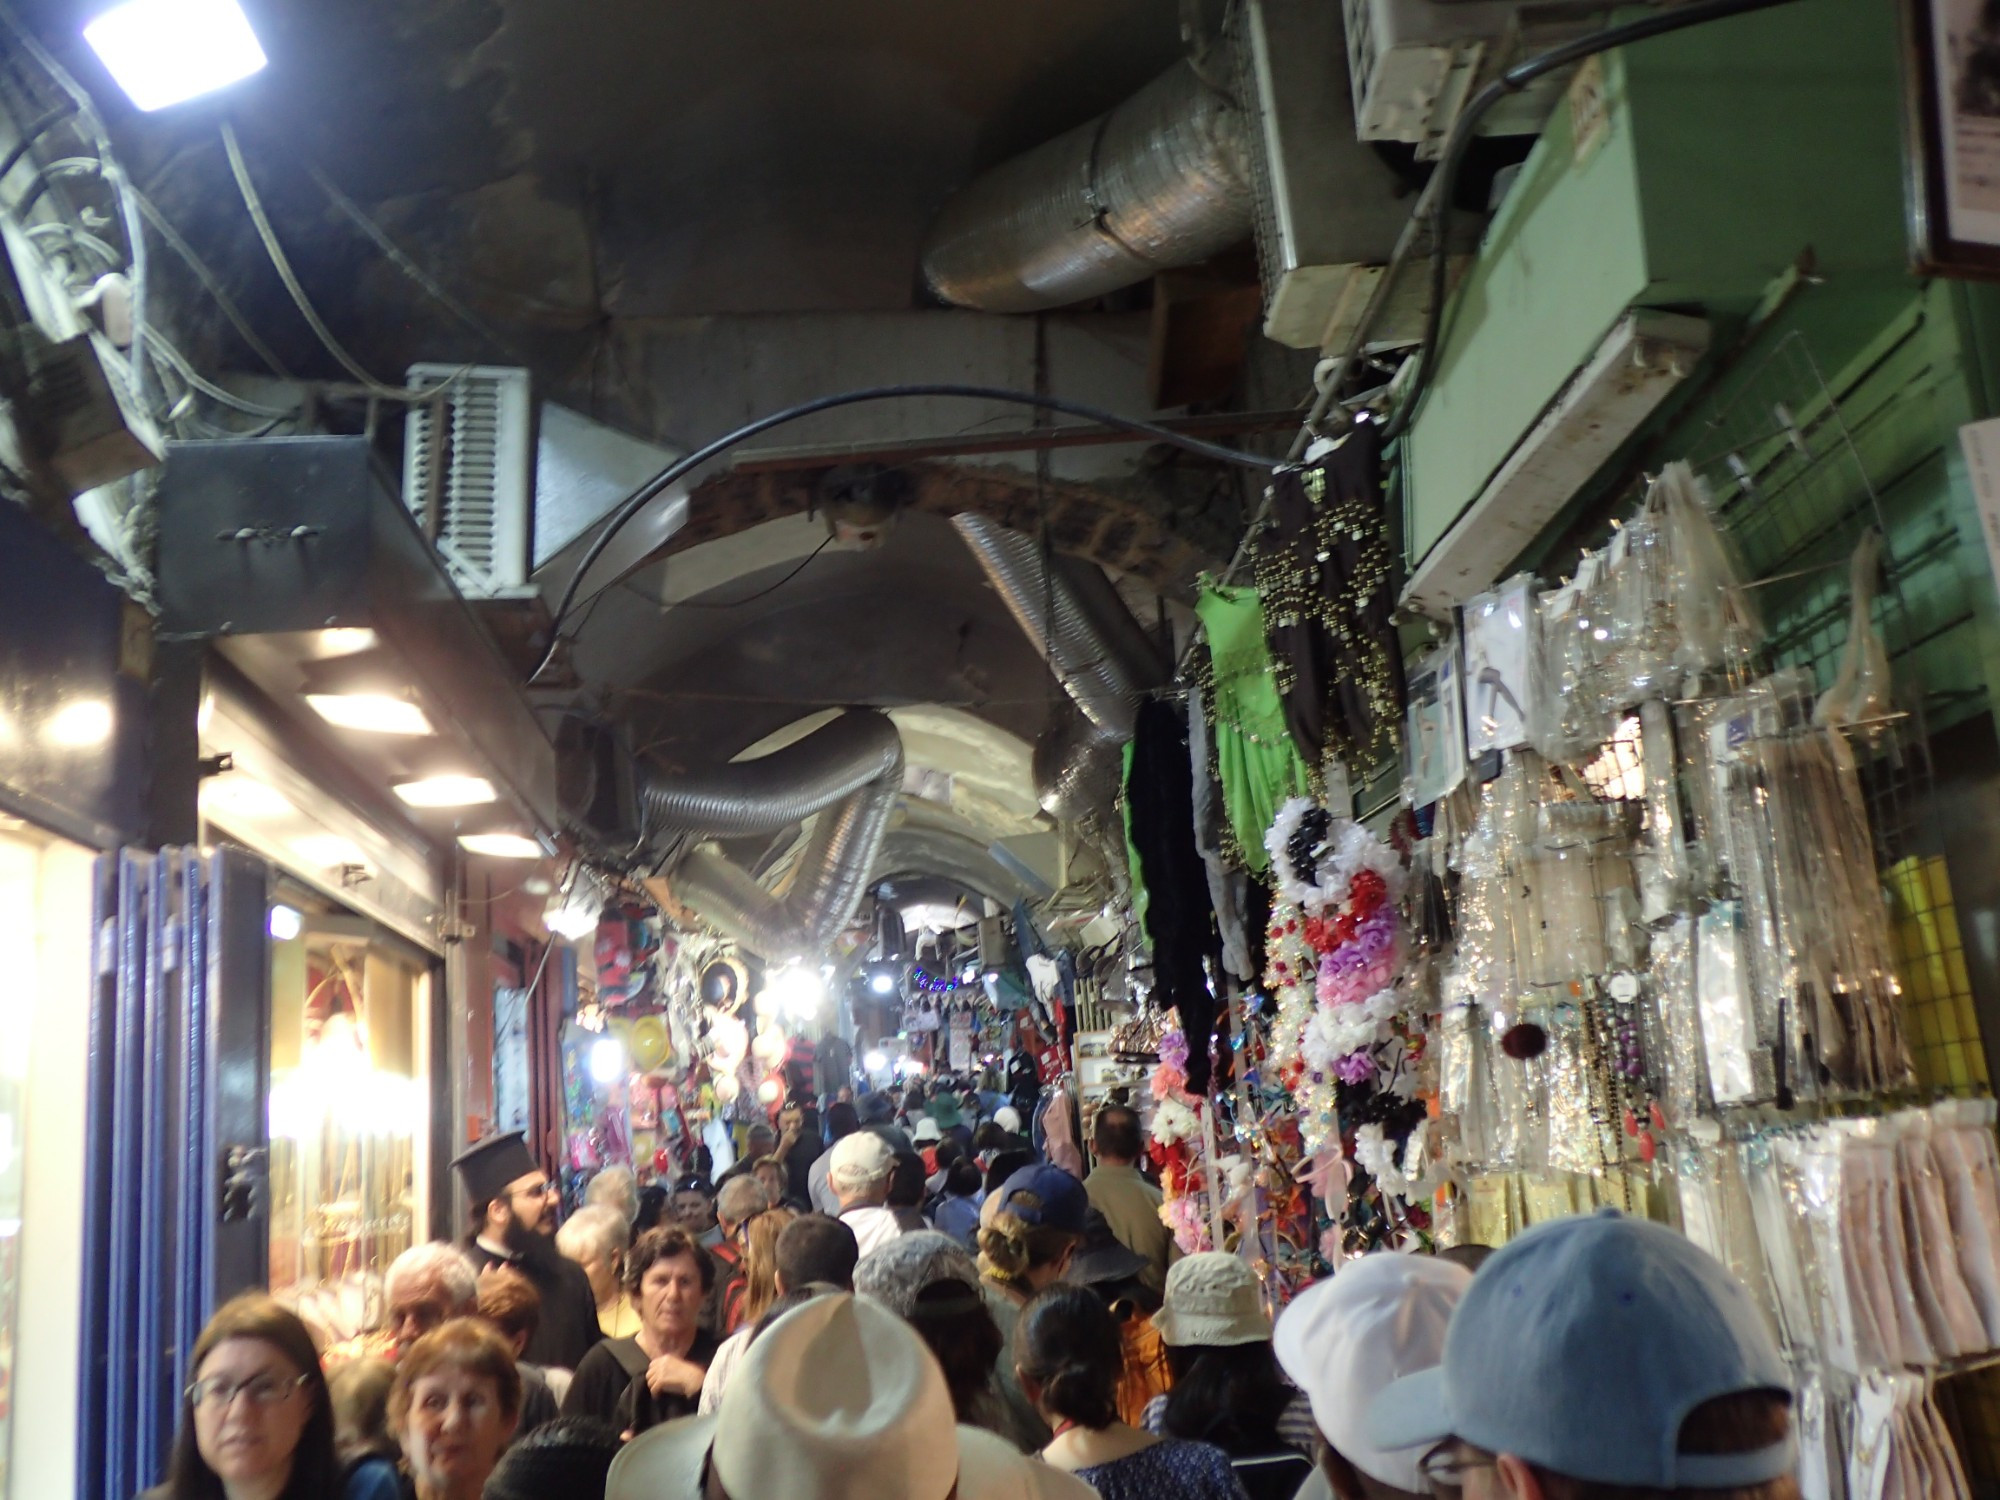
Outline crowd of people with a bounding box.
[146,1077,1804,1500]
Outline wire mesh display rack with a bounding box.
[1677,329,1984,1097]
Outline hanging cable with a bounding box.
[144,328,299,418]
[130,186,293,378]
[220,122,463,402]
[529,383,1281,684]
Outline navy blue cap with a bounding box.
[994,1163,1089,1235]
[1368,1210,1794,1489]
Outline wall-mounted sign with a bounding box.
[1907,0,2000,275]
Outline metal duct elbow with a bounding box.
[648,711,906,958]
[953,514,1164,821]
[641,711,905,837]
[920,50,1254,313]
[952,515,1158,737]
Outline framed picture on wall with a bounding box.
[1907,0,2000,275]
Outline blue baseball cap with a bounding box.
[1368,1210,1794,1489]
[994,1163,1090,1235]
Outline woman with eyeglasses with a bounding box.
[147,1292,340,1500]
[388,1319,520,1500]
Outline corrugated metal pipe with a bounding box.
[919,47,1254,312]
[649,710,905,958]
[951,514,1165,821]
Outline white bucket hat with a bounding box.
[606,1293,1095,1500]
[1152,1251,1273,1347]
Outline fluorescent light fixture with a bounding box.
[316,627,378,655]
[1401,311,1710,617]
[84,0,268,111]
[43,698,113,747]
[588,1038,626,1085]
[459,832,542,859]
[267,904,303,941]
[305,692,433,737]
[393,774,497,808]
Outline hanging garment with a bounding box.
[1188,696,1254,981]
[1125,697,1223,1092]
[1194,587,1313,872]
[1253,423,1405,770]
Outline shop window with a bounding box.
[266,891,432,1353]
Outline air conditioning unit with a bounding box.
[1237,0,1414,350]
[401,363,536,599]
[1344,0,1607,150]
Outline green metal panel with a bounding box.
[1404,0,1913,570]
[1404,51,1650,564]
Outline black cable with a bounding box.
[665,536,835,610]
[0,101,73,187]
[529,383,1281,683]
[1378,0,1804,441]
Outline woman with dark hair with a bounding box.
[559,1226,717,1434]
[1016,1284,1248,1500]
[1147,1253,1316,1499]
[147,1292,340,1500]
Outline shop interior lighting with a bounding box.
[83,0,268,112]
[300,649,434,737]
[459,832,544,859]
[868,968,898,996]
[544,868,605,941]
[588,1037,626,1085]
[42,698,113,748]
[200,772,296,821]
[292,833,368,869]
[266,904,303,941]
[392,773,498,809]
[765,964,826,1023]
[863,1049,889,1073]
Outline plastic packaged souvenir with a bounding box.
[1463,577,1535,755]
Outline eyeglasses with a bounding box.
[1418,1448,1496,1497]
[510,1180,557,1200]
[186,1371,310,1411]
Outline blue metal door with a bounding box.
[78,847,270,1500]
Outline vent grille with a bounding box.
[402,365,534,598]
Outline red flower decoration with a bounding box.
[1348,869,1388,921]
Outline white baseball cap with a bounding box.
[1273,1253,1471,1492]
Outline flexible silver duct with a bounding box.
[651,711,906,958]
[641,710,904,836]
[952,515,1163,819]
[920,49,1254,313]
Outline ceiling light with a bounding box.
[305,693,432,736]
[863,1049,888,1073]
[868,971,897,996]
[84,0,268,112]
[764,964,825,1024]
[459,832,543,859]
[300,649,433,736]
[42,698,113,748]
[392,774,496,808]
[316,627,378,655]
[267,904,303,941]
[544,872,604,940]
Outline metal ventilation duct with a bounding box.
[649,711,905,958]
[919,49,1255,313]
[951,515,1164,821]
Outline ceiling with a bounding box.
[15,0,1244,900]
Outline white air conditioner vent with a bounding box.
[402,364,535,599]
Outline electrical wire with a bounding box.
[529,382,1281,684]
[130,185,293,378]
[220,122,463,402]
[304,160,523,361]
[654,536,835,611]
[144,327,300,418]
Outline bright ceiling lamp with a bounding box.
[393,773,497,809]
[764,964,825,1024]
[300,649,433,737]
[202,773,295,820]
[42,698,114,747]
[84,0,268,112]
[544,866,605,940]
[459,832,543,859]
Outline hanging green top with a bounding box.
[1196,583,1313,872]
